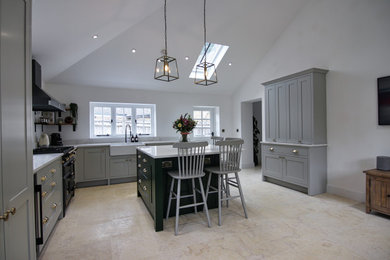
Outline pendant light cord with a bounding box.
[203,0,206,63]
[164,0,167,55]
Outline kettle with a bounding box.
[38,133,50,147]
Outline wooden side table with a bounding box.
[364,169,390,216]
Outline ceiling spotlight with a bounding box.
[92,34,99,39]
[131,48,136,53]
[185,56,189,60]
[228,62,232,66]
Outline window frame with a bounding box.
[89,102,156,138]
[192,107,216,138]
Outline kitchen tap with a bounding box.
[125,124,132,143]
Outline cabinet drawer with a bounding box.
[36,161,61,185]
[263,144,308,157]
[42,189,62,221]
[138,175,151,203]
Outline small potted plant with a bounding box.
[173,113,197,142]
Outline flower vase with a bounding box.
[181,133,189,142]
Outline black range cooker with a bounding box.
[33,146,77,217]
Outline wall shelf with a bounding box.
[34,123,77,132]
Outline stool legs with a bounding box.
[192,178,197,214]
[175,179,181,236]
[166,177,175,220]
[218,174,222,226]
[198,177,211,228]
[235,173,248,218]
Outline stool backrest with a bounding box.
[215,139,244,172]
[173,141,209,178]
[211,136,224,145]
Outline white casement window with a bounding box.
[90,102,155,138]
[193,107,217,137]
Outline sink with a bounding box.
[110,142,144,156]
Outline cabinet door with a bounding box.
[263,154,283,180]
[110,156,130,178]
[75,148,84,182]
[84,148,107,180]
[284,156,308,187]
[287,79,299,143]
[276,83,289,142]
[370,178,390,212]
[128,155,136,177]
[297,76,313,144]
[265,86,277,142]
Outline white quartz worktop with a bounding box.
[33,153,63,173]
[137,145,220,159]
[261,141,327,147]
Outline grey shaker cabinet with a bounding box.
[75,146,109,186]
[110,155,136,179]
[263,68,328,144]
[262,68,328,195]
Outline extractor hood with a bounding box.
[32,59,65,112]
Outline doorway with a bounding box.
[240,99,262,169]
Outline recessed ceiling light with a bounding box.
[185,56,189,60]
[92,34,99,39]
[131,48,136,53]
[228,62,232,66]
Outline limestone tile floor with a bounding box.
[41,167,390,260]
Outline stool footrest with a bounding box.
[179,202,206,209]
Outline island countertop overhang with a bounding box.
[137,145,220,159]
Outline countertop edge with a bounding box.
[33,154,63,173]
[260,141,328,148]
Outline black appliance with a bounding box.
[50,133,63,146]
[378,76,390,125]
[33,146,76,217]
[32,59,66,112]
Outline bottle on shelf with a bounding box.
[131,135,135,142]
[135,134,138,142]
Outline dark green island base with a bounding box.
[136,149,219,232]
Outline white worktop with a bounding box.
[33,153,63,173]
[137,145,220,159]
[261,141,327,147]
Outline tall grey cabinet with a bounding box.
[0,0,36,259]
[262,68,328,195]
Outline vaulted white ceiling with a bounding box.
[32,0,309,95]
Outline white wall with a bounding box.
[232,0,390,202]
[42,83,234,143]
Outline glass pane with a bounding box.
[193,128,202,137]
[195,119,202,127]
[194,110,201,119]
[203,110,211,119]
[203,128,211,136]
[203,120,211,127]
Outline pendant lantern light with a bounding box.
[195,0,217,86]
[154,0,179,82]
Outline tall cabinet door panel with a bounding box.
[287,80,299,143]
[284,157,308,187]
[83,148,107,180]
[263,154,283,180]
[298,76,313,144]
[276,83,289,143]
[265,86,277,142]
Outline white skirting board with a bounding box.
[327,184,365,203]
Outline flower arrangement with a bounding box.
[173,113,197,141]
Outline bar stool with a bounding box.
[211,136,224,145]
[166,141,211,235]
[205,138,248,226]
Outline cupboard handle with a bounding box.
[138,164,141,168]
[51,203,57,209]
[42,217,49,224]
[269,147,274,152]
[143,158,147,163]
[50,181,56,187]
[50,168,56,174]
[138,155,141,159]
[42,191,47,198]
[292,149,298,154]
[143,168,147,173]
[0,212,9,221]
[138,179,142,184]
[41,176,47,182]
[143,186,147,191]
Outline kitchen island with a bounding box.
[136,145,220,231]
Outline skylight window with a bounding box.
[189,42,229,79]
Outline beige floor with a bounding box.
[41,167,390,260]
